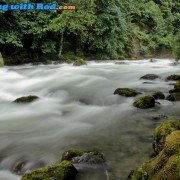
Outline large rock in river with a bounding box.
[13,95,39,103]
[140,74,159,80]
[114,88,139,97]
[133,96,155,109]
[130,130,180,180]
[21,160,77,180]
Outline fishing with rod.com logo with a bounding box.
[0,2,76,11]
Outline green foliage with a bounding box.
[0,0,179,63]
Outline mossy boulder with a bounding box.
[114,88,139,97]
[13,95,39,103]
[131,131,180,180]
[169,81,180,93]
[133,96,155,109]
[152,92,165,100]
[73,59,87,66]
[21,160,77,180]
[61,149,105,164]
[152,120,180,154]
[166,74,180,81]
[61,149,86,161]
[140,74,159,80]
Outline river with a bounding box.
[0,59,179,180]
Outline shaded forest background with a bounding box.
[0,0,179,65]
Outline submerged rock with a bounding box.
[61,149,105,164]
[140,74,159,80]
[21,160,77,180]
[130,130,180,180]
[73,59,87,66]
[152,92,165,99]
[152,120,180,154]
[12,160,26,175]
[13,95,39,103]
[133,96,155,109]
[114,88,139,97]
[166,94,175,101]
[152,114,168,121]
[166,74,180,81]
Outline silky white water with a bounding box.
[0,59,179,180]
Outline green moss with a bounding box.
[166,74,180,81]
[21,160,77,180]
[133,96,155,109]
[44,60,52,65]
[61,149,87,161]
[153,120,180,154]
[73,59,87,66]
[114,88,139,97]
[174,81,180,90]
[152,92,165,100]
[131,131,180,180]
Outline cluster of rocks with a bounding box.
[113,73,180,109]
[19,149,106,180]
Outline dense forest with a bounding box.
[0,0,179,65]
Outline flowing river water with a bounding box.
[0,59,180,180]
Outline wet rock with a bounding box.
[114,88,139,97]
[115,62,127,65]
[152,120,180,154]
[72,152,105,164]
[73,59,87,66]
[166,74,180,81]
[152,91,165,99]
[61,149,105,164]
[152,114,168,121]
[131,131,180,180]
[166,94,175,101]
[143,82,156,84]
[133,96,155,109]
[21,160,77,180]
[13,95,39,103]
[12,160,26,175]
[140,74,159,80]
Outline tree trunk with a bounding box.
[58,30,64,57]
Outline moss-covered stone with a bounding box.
[73,59,87,66]
[152,120,180,154]
[166,74,180,81]
[13,95,39,103]
[140,74,159,80]
[61,149,105,164]
[131,131,180,180]
[133,96,155,109]
[61,149,86,161]
[21,160,77,180]
[152,92,165,100]
[114,88,139,97]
